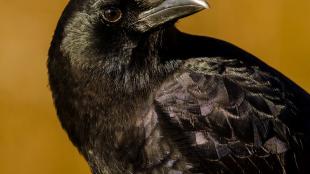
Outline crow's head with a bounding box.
[54,0,208,91]
[67,0,209,33]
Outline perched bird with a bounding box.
[48,0,310,173]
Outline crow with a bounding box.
[48,0,310,173]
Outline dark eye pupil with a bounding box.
[103,8,122,22]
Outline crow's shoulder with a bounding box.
[154,57,308,173]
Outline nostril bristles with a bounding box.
[134,0,164,8]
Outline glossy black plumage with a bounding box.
[154,57,310,173]
[48,0,310,173]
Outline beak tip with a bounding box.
[195,0,210,9]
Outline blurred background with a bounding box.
[0,0,309,174]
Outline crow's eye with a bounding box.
[102,7,122,23]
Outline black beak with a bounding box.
[132,0,209,32]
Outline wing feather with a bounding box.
[154,58,307,173]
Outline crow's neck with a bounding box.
[88,27,183,93]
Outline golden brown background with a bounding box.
[0,0,309,174]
